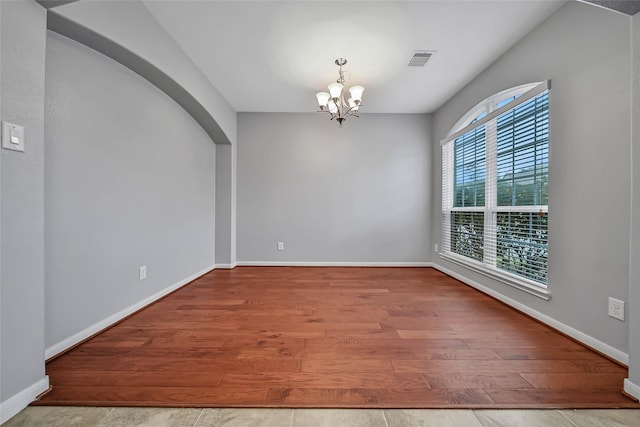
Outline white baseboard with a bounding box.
[624,378,640,401]
[0,376,49,424]
[236,261,434,267]
[45,265,215,360]
[432,263,629,365]
[215,263,237,269]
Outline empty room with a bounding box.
[2,0,640,426]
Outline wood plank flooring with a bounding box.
[37,267,640,408]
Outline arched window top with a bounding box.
[447,82,541,137]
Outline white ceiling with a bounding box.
[142,0,566,114]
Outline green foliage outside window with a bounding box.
[497,212,548,284]
[451,212,484,262]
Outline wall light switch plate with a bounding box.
[2,121,25,152]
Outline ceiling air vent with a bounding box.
[408,51,434,67]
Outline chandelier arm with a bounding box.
[341,94,351,118]
[345,105,358,116]
[317,109,341,122]
[334,98,343,119]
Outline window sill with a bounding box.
[438,252,551,301]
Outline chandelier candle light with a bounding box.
[315,58,364,127]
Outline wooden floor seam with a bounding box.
[35,267,640,409]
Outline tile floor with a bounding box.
[2,407,640,427]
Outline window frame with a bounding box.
[440,81,551,300]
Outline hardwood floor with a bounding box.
[37,267,640,408]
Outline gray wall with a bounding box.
[45,32,216,349]
[49,0,236,145]
[628,11,640,390]
[215,143,236,267]
[432,2,631,354]
[237,113,431,263]
[0,0,48,406]
[45,0,238,272]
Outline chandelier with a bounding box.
[315,58,364,127]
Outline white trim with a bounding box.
[492,205,548,213]
[45,265,215,360]
[442,80,551,145]
[450,206,486,212]
[440,252,551,300]
[447,82,540,137]
[236,261,433,267]
[575,0,632,17]
[449,205,548,213]
[0,376,49,424]
[215,263,237,269]
[624,378,640,400]
[432,262,629,365]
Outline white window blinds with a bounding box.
[441,81,550,287]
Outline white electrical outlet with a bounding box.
[277,241,284,251]
[608,297,624,321]
[139,265,147,281]
[434,243,439,253]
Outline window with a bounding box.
[441,81,549,293]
